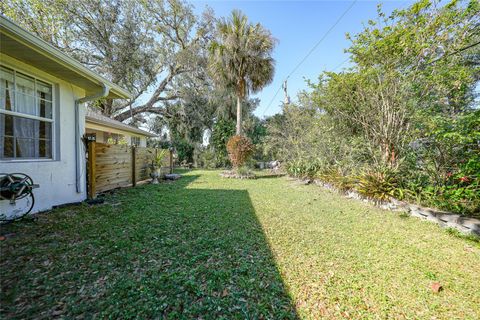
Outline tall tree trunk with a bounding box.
[236,95,242,135]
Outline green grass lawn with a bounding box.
[1,170,479,319]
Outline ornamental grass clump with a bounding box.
[226,135,255,170]
[355,168,405,202]
[316,167,355,192]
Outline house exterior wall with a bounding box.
[139,137,147,147]
[1,54,87,215]
[85,128,107,143]
[85,122,147,147]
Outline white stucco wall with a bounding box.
[1,54,87,215]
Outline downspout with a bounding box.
[74,83,110,193]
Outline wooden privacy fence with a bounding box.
[87,141,172,198]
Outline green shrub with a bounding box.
[237,166,253,177]
[262,14,479,217]
[196,148,217,169]
[285,159,322,179]
[173,139,194,164]
[408,182,480,216]
[211,119,235,166]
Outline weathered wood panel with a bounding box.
[87,141,96,199]
[94,143,132,193]
[89,142,171,196]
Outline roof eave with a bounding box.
[85,116,158,138]
[0,15,132,100]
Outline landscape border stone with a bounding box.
[220,171,256,179]
[298,178,480,236]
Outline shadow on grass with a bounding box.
[254,173,287,179]
[0,174,298,319]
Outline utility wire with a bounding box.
[262,0,357,116]
[286,0,357,80]
[262,86,283,116]
[332,57,351,72]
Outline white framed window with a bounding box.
[0,65,54,160]
[131,136,140,146]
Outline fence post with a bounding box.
[169,149,173,174]
[132,146,137,187]
[87,140,96,199]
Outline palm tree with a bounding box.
[209,10,275,135]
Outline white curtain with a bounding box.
[15,85,37,158]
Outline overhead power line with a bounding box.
[262,86,283,116]
[262,0,357,116]
[286,0,357,80]
[332,57,351,72]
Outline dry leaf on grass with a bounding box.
[431,282,443,293]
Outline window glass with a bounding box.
[2,136,14,158]
[2,112,13,136]
[16,73,35,96]
[0,114,52,159]
[131,136,140,146]
[0,67,14,111]
[16,92,36,116]
[0,66,54,160]
[39,120,52,141]
[39,140,51,158]
[0,89,14,111]
[0,66,14,89]
[37,99,53,119]
[16,137,36,158]
[16,73,36,116]
[36,80,52,101]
